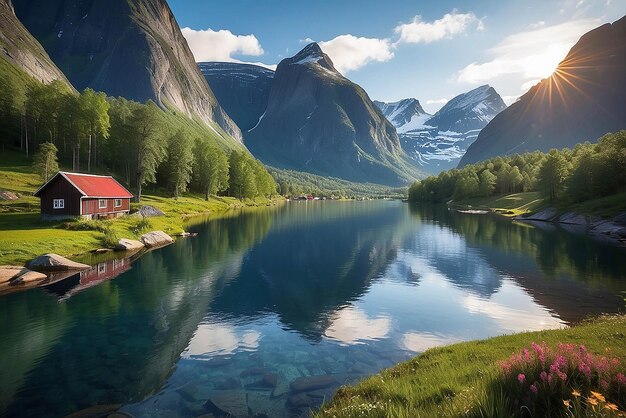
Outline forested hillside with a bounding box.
[409,131,626,207]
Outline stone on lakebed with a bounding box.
[27,254,90,272]
[140,231,174,248]
[289,375,338,393]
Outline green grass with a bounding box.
[563,191,626,218]
[318,315,626,418]
[451,192,545,217]
[0,151,281,265]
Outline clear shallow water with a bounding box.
[1,201,625,417]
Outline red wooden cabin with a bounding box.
[34,172,133,220]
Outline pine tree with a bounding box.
[165,130,193,199]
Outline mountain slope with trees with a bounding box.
[460,16,626,166]
[12,0,242,143]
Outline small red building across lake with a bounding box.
[34,172,133,220]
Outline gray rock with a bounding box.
[519,208,558,222]
[0,266,47,283]
[138,205,165,218]
[140,231,174,248]
[27,254,90,272]
[204,390,248,417]
[290,375,338,393]
[115,239,145,251]
[558,212,588,225]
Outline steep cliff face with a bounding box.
[0,0,71,86]
[13,0,242,142]
[460,16,626,166]
[200,62,274,132]
[246,43,421,186]
[374,98,429,131]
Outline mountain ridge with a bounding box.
[459,16,626,166]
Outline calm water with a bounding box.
[1,201,625,417]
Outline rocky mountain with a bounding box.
[200,62,274,132]
[0,0,71,86]
[12,0,242,142]
[460,16,626,167]
[245,43,421,186]
[373,98,430,132]
[378,85,506,174]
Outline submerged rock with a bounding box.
[140,231,174,248]
[204,390,248,417]
[289,375,338,393]
[27,253,90,271]
[64,404,122,418]
[517,208,557,222]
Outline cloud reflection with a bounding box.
[324,306,391,345]
[402,332,461,353]
[184,323,261,357]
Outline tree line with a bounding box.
[1,73,277,202]
[408,131,626,205]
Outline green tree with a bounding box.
[479,169,497,196]
[164,130,194,199]
[193,140,229,200]
[79,88,110,171]
[538,149,569,201]
[228,150,256,199]
[33,142,59,181]
[128,101,166,202]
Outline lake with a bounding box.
[1,201,625,417]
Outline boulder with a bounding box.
[0,266,47,284]
[138,205,165,218]
[204,390,248,417]
[140,231,174,248]
[519,208,557,222]
[558,212,588,226]
[115,239,145,251]
[27,254,90,272]
[289,375,338,393]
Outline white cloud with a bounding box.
[456,19,599,88]
[501,95,521,105]
[426,98,449,105]
[182,27,275,69]
[324,307,390,345]
[529,20,546,29]
[394,11,483,44]
[318,35,395,74]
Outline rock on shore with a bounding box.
[140,231,174,248]
[27,254,90,271]
[115,239,145,251]
[0,266,47,284]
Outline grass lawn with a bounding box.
[0,150,281,265]
[318,315,626,418]
[451,191,545,217]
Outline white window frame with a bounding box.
[114,199,122,208]
[53,199,64,209]
[98,199,107,209]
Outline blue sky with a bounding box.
[169,0,625,113]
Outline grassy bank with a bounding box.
[318,315,626,418]
[0,151,281,265]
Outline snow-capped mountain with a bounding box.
[200,62,275,132]
[373,99,431,133]
[377,85,506,174]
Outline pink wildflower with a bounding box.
[540,371,548,382]
[616,373,626,385]
[600,379,609,390]
[518,373,526,384]
[530,383,538,395]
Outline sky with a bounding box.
[169,0,625,113]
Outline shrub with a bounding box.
[100,225,119,248]
[496,342,626,416]
[129,217,151,235]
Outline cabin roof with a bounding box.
[34,172,133,199]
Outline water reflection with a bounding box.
[0,201,624,418]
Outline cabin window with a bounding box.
[99,199,107,209]
[53,199,64,209]
[114,199,122,208]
